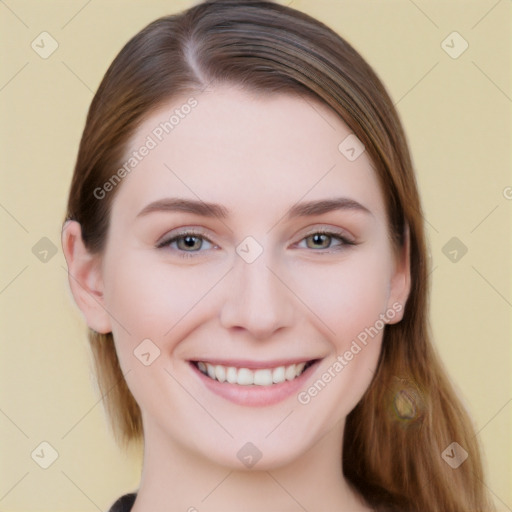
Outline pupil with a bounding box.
[184,236,199,248]
[313,234,328,247]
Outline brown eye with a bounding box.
[156,231,216,257]
[176,235,203,251]
[296,230,354,252]
[305,233,333,249]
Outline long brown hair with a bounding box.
[65,1,494,510]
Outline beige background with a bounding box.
[1,0,510,510]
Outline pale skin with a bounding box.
[63,86,410,512]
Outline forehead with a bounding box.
[110,86,385,222]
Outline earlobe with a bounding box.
[61,220,112,334]
[387,224,411,324]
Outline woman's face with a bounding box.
[82,87,409,468]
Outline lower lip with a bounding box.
[190,361,320,407]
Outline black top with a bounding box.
[108,493,137,512]
[107,491,385,511]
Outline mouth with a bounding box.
[191,360,317,386]
[189,358,321,407]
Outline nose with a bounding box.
[219,248,295,340]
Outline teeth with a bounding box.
[285,364,297,381]
[226,366,238,384]
[206,363,216,380]
[195,361,310,386]
[254,369,273,386]
[272,366,285,383]
[215,365,226,383]
[295,362,306,374]
[237,368,253,386]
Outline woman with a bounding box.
[62,1,494,510]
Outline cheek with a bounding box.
[289,249,391,416]
[102,252,229,358]
[289,249,393,345]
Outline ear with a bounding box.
[386,224,411,324]
[61,220,112,334]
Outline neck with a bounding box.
[130,419,371,512]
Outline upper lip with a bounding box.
[189,357,320,370]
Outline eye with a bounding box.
[156,230,216,257]
[297,230,354,251]
[156,227,355,258]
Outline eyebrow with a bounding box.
[136,197,372,220]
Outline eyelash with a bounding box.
[156,228,356,259]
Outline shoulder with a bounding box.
[108,493,137,512]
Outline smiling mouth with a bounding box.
[191,360,318,386]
